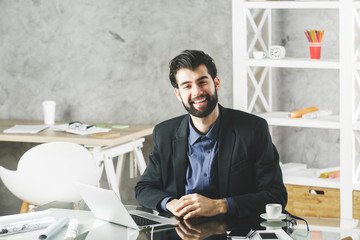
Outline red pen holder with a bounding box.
[309,43,322,59]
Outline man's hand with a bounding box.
[175,193,228,219]
[166,198,180,217]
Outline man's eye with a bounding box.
[183,85,191,89]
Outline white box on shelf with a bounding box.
[280,162,307,174]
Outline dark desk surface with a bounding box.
[33,201,301,240]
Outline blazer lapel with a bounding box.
[217,107,235,197]
[172,115,189,196]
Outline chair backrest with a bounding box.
[0,142,102,205]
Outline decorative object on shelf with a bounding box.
[302,109,333,119]
[315,166,340,178]
[288,106,319,119]
[304,29,324,60]
[253,51,267,59]
[268,45,286,59]
[320,170,340,179]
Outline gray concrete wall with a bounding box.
[0,1,340,216]
[0,0,232,216]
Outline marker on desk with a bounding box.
[39,217,69,240]
[64,218,78,240]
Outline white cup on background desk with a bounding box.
[253,51,266,59]
[266,203,282,219]
[42,100,56,125]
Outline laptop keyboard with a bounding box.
[130,214,161,226]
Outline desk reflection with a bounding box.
[77,215,289,240]
[175,219,227,240]
[35,202,292,240]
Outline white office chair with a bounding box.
[0,142,103,212]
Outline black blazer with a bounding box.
[135,106,287,218]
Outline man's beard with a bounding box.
[181,91,218,118]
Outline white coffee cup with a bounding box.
[266,203,282,219]
[253,51,266,59]
[42,100,56,125]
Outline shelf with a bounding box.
[353,2,360,9]
[354,61,360,69]
[244,1,340,9]
[245,58,340,69]
[353,123,360,131]
[354,183,360,191]
[233,0,356,220]
[256,112,340,129]
[283,169,340,189]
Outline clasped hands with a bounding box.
[166,193,228,219]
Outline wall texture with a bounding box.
[0,0,233,215]
[0,1,339,216]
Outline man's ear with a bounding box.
[174,88,182,102]
[214,76,220,91]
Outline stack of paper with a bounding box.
[3,125,49,134]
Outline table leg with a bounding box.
[104,156,121,198]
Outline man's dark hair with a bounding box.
[168,50,217,88]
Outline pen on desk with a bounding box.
[79,125,95,131]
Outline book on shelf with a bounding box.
[288,106,319,119]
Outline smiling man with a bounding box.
[135,50,287,219]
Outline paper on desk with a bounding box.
[51,124,111,136]
[0,210,55,237]
[3,125,49,134]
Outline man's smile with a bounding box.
[191,96,208,105]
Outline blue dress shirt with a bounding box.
[160,114,236,215]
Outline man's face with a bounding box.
[174,64,220,118]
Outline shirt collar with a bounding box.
[188,112,221,145]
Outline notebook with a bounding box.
[75,182,178,229]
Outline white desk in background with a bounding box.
[0,119,154,197]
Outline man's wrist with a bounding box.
[166,198,176,210]
[161,196,175,212]
[216,199,228,215]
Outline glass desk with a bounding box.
[1,201,359,240]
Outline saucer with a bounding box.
[260,213,286,222]
[260,220,287,228]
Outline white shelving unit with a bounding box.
[232,0,358,225]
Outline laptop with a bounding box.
[75,182,179,230]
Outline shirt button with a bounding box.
[207,150,211,153]
[204,173,207,177]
